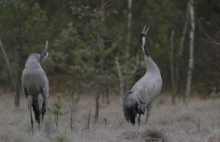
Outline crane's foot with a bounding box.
[31,121,34,135]
[30,109,34,135]
[138,114,141,126]
[145,117,148,124]
[36,130,43,140]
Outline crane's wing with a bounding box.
[131,73,162,113]
[123,74,162,125]
[39,69,49,110]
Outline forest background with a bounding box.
[0,0,220,106]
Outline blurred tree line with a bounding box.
[0,0,220,101]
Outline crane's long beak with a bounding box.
[144,27,150,35]
[142,25,146,33]
[142,25,150,35]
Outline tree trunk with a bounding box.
[126,0,132,59]
[177,3,189,102]
[70,91,74,131]
[94,93,100,123]
[100,0,105,21]
[70,107,73,131]
[115,57,124,104]
[106,86,110,104]
[178,3,190,58]
[102,90,105,103]
[93,0,106,124]
[56,115,59,132]
[14,4,23,107]
[0,39,14,87]
[87,108,92,130]
[170,31,176,105]
[185,0,195,98]
[14,42,21,107]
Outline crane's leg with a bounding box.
[27,95,34,134]
[42,82,49,111]
[30,107,34,135]
[38,94,44,132]
[41,107,44,124]
[145,102,153,123]
[137,114,141,126]
[36,114,42,138]
[42,101,46,122]
[38,113,42,131]
[24,87,28,99]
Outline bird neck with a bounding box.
[144,56,160,73]
[141,44,149,57]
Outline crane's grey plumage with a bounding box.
[22,40,49,132]
[123,26,162,126]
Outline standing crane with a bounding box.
[21,40,49,133]
[123,25,162,126]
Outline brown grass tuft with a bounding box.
[206,129,220,142]
[119,129,169,142]
[141,129,170,142]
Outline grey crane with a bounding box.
[21,40,49,132]
[123,25,162,126]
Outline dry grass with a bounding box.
[1,92,220,142]
[206,129,220,142]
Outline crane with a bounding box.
[123,26,162,126]
[21,40,49,133]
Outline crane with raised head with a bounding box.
[123,26,162,126]
[21,40,49,133]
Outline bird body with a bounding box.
[123,26,162,126]
[22,54,49,100]
[131,56,162,110]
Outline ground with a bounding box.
[0,93,220,142]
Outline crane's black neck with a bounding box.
[140,33,149,57]
[40,47,48,60]
[143,45,149,57]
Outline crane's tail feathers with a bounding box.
[123,91,138,125]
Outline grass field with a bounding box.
[0,92,220,142]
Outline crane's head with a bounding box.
[139,25,150,56]
[39,40,49,60]
[25,40,49,65]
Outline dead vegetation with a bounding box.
[206,129,220,142]
[0,93,220,142]
[120,129,169,142]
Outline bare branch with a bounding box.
[214,30,220,41]
[87,108,92,130]
[126,0,132,59]
[170,31,176,105]
[115,57,124,104]
[0,39,15,87]
[99,0,112,10]
[94,93,100,123]
[201,28,220,46]
[88,20,98,42]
